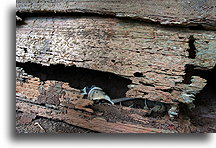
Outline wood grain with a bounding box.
[16,16,215,105]
[16,0,216,30]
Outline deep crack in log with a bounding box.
[16,0,216,132]
[16,62,132,99]
[187,35,196,59]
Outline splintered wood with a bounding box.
[16,0,215,133]
[16,69,179,133]
[16,17,215,105]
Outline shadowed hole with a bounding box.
[16,62,132,99]
[133,72,143,77]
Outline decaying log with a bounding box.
[16,100,175,133]
[16,69,182,133]
[16,0,216,30]
[16,67,93,113]
[16,0,215,133]
[16,16,215,107]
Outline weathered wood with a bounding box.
[16,0,216,30]
[16,100,175,133]
[16,67,94,113]
[16,68,181,133]
[16,16,215,106]
[16,0,216,133]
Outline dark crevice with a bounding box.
[179,65,215,131]
[16,62,169,117]
[183,64,215,87]
[16,20,27,26]
[182,64,195,84]
[133,72,143,77]
[181,65,215,131]
[16,11,117,19]
[193,66,215,91]
[16,62,132,99]
[114,98,168,115]
[188,25,205,30]
[187,35,196,59]
[187,66,215,132]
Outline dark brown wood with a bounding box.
[16,99,175,133]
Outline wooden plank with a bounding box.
[16,0,216,30]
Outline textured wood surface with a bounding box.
[16,101,176,133]
[16,0,216,133]
[16,16,215,105]
[16,0,216,30]
[16,68,179,133]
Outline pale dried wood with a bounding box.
[16,0,216,30]
[16,1,216,133]
[16,16,215,105]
